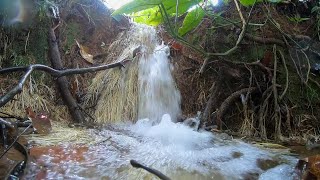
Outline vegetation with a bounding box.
[112,0,320,142]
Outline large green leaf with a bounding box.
[178,6,205,36]
[133,7,164,26]
[163,0,202,15]
[111,0,162,16]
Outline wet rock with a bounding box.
[218,133,232,140]
[183,118,200,130]
[232,151,243,158]
[241,171,259,180]
[256,158,280,171]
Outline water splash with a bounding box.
[25,114,298,179]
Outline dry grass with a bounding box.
[1,76,70,122]
[83,24,158,124]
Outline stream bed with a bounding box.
[24,114,299,180]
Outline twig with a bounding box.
[0,61,126,107]
[130,160,171,180]
[0,123,32,160]
[0,118,15,129]
[205,0,250,57]
[200,0,252,72]
[77,104,95,122]
[199,57,209,74]
[309,78,320,89]
[24,31,30,54]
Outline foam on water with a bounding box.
[25,115,298,180]
[76,114,297,179]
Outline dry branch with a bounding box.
[0,62,126,108]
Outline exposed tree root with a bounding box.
[216,87,257,129]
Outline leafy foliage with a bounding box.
[112,0,205,35]
[134,7,163,26]
[112,0,161,15]
[178,6,205,36]
[112,0,285,36]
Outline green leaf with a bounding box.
[111,0,162,16]
[178,6,205,36]
[133,7,164,26]
[239,0,262,6]
[163,0,202,15]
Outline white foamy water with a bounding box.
[27,114,297,179]
[93,115,298,179]
[138,43,181,123]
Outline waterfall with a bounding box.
[138,43,181,123]
[85,24,180,123]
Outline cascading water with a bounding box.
[138,43,181,122]
[25,24,299,180]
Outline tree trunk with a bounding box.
[48,27,85,123]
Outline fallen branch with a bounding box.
[0,61,126,108]
[0,123,32,160]
[130,160,171,180]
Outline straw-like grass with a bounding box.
[83,24,158,124]
[1,76,69,122]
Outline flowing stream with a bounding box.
[24,25,298,180]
